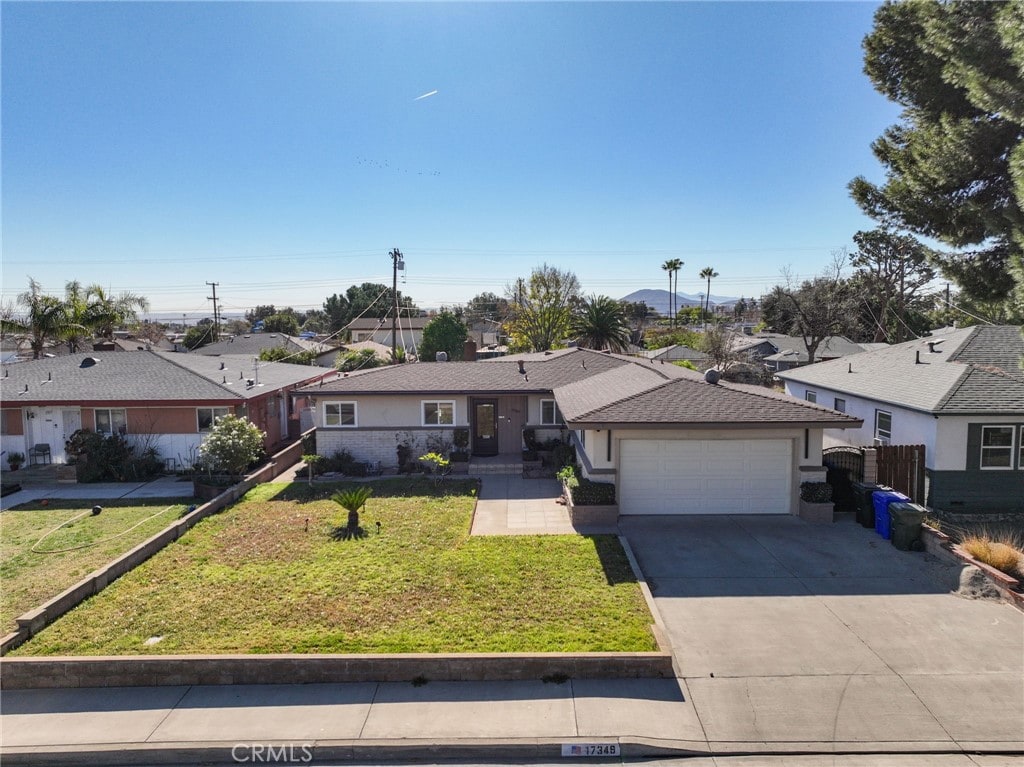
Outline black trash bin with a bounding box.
[851,481,880,529]
[889,502,927,551]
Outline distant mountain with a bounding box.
[619,289,740,316]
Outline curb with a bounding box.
[4,738,1020,767]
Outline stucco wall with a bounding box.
[310,394,471,429]
[317,428,457,468]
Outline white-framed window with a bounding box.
[197,407,231,432]
[874,410,892,445]
[805,390,817,404]
[540,399,562,425]
[834,397,846,413]
[980,425,1015,469]
[324,401,357,427]
[95,408,127,436]
[422,400,455,426]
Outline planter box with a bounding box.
[563,482,619,528]
[193,478,236,501]
[798,499,835,523]
[56,465,77,484]
[449,461,469,475]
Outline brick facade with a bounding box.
[318,428,457,468]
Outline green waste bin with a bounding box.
[889,502,927,551]
[851,481,880,528]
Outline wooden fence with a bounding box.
[875,443,926,504]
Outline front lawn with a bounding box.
[0,498,194,631]
[13,479,656,655]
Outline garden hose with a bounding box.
[30,503,180,555]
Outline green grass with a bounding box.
[0,498,195,631]
[12,479,657,655]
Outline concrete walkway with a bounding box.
[0,475,193,510]
[471,475,576,535]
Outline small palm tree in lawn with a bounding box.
[574,295,632,353]
[330,486,373,540]
[699,267,719,330]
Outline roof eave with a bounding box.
[564,418,864,431]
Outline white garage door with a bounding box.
[618,439,793,515]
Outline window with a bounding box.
[422,400,455,426]
[834,398,846,413]
[874,410,892,445]
[805,390,817,404]
[95,408,127,435]
[540,399,562,425]
[324,401,356,427]
[197,407,231,432]
[981,426,1014,469]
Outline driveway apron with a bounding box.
[620,514,1024,754]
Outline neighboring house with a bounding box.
[762,336,872,372]
[347,317,429,351]
[193,333,341,367]
[777,326,1024,514]
[336,340,393,364]
[298,347,859,516]
[640,344,710,368]
[0,352,334,467]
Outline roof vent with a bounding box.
[517,360,526,375]
[704,369,721,385]
[219,361,226,370]
[926,339,945,353]
[80,357,100,368]
[435,351,448,362]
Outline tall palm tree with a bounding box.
[84,284,150,340]
[661,260,674,325]
[661,258,684,326]
[573,295,632,352]
[13,279,76,359]
[699,267,719,330]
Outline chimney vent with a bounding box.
[704,369,721,385]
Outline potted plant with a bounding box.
[6,452,25,471]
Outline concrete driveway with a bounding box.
[620,515,1024,755]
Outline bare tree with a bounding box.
[771,255,856,364]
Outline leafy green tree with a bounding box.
[322,283,417,333]
[573,295,632,353]
[850,0,1024,313]
[463,292,511,326]
[849,228,937,342]
[259,347,315,365]
[419,310,468,361]
[505,265,581,352]
[184,325,215,349]
[199,414,265,477]
[300,310,329,334]
[335,348,384,372]
[84,284,149,339]
[261,313,301,335]
[245,305,278,324]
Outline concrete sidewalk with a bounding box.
[0,677,706,765]
[0,475,194,510]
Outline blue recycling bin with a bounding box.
[872,489,910,540]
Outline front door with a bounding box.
[472,399,498,456]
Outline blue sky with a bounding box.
[2,1,900,321]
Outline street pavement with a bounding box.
[1,478,1022,765]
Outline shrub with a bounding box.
[962,535,1023,576]
[556,464,578,489]
[65,429,161,483]
[199,414,265,477]
[324,449,369,476]
[549,442,576,469]
[571,479,617,506]
[800,481,833,503]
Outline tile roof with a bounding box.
[1,351,328,405]
[777,326,1024,414]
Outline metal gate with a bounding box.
[822,447,864,512]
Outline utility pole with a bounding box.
[389,249,404,360]
[206,282,220,341]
